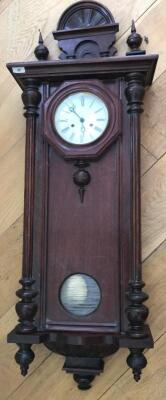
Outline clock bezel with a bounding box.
[53,91,109,146]
[44,80,121,159]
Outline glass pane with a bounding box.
[59,274,101,316]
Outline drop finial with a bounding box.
[126,20,145,55]
[34,30,49,60]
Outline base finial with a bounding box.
[15,344,35,376]
[127,348,147,381]
[74,374,95,390]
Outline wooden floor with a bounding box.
[0,0,166,399]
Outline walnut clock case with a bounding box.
[7,1,158,391]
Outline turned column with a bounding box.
[15,79,41,375]
[125,72,149,381]
[22,78,41,279]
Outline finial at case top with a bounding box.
[34,30,49,61]
[126,20,145,55]
[131,19,136,33]
[39,30,43,43]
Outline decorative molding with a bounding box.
[63,356,104,390]
[125,72,145,113]
[57,1,116,30]
[125,280,149,338]
[125,72,149,342]
[15,278,38,334]
[21,79,41,278]
[125,71,145,282]
[14,277,38,375]
[53,25,119,59]
[7,56,158,90]
[8,79,41,376]
[22,78,41,117]
[53,1,119,59]
[39,83,50,330]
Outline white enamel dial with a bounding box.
[54,92,109,145]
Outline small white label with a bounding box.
[12,66,25,74]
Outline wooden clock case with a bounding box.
[7,1,158,390]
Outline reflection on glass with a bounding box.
[60,274,101,316]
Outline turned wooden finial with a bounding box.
[131,19,136,33]
[34,30,49,60]
[126,20,145,55]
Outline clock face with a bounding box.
[54,91,109,145]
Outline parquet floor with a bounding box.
[0,1,166,399]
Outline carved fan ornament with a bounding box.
[7,0,158,392]
[53,1,119,59]
[57,2,114,29]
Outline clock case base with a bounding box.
[8,326,153,388]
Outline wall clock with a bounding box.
[7,1,158,390]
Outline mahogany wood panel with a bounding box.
[46,145,120,331]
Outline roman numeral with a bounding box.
[95,107,103,113]
[61,127,69,133]
[89,99,95,108]
[96,118,106,121]
[81,96,85,106]
[94,126,102,132]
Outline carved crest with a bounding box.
[52,1,119,59]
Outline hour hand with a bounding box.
[68,104,75,113]
[68,104,80,118]
[68,105,84,122]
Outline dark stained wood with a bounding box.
[53,0,119,59]
[125,73,149,342]
[56,1,116,30]
[7,1,158,390]
[15,278,38,334]
[7,79,41,376]
[126,20,145,56]
[63,356,104,390]
[34,31,49,61]
[53,24,119,59]
[21,79,41,277]
[126,348,147,382]
[7,55,158,90]
[45,141,120,333]
[15,344,35,377]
